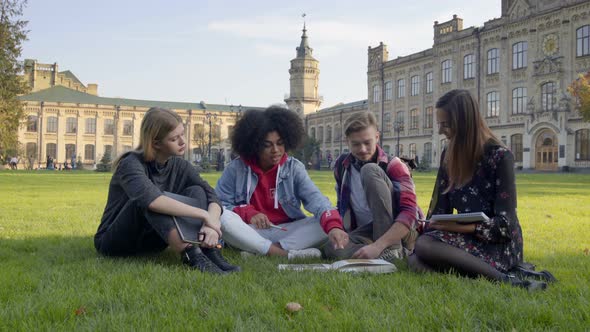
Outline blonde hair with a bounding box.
[343,111,378,137]
[113,107,182,170]
[436,89,503,192]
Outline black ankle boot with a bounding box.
[504,274,547,291]
[202,247,241,273]
[181,245,226,274]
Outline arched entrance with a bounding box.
[534,129,558,171]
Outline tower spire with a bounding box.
[296,14,313,59]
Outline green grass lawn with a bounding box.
[0,169,589,330]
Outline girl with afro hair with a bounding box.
[215,106,343,259]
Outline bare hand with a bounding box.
[250,213,271,229]
[428,220,476,233]
[200,226,220,248]
[328,228,349,250]
[352,243,382,259]
[202,214,222,237]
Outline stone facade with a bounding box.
[17,86,259,169]
[21,59,99,95]
[307,0,590,171]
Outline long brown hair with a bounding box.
[113,107,182,170]
[436,89,502,192]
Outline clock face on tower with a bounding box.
[542,34,558,57]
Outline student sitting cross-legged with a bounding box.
[216,107,342,259]
[94,107,239,274]
[324,111,422,262]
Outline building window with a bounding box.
[511,134,523,162]
[397,79,405,98]
[424,106,433,129]
[577,25,590,57]
[46,116,57,133]
[396,111,405,128]
[372,84,380,103]
[326,126,332,142]
[441,60,452,83]
[541,82,556,111]
[512,87,527,115]
[26,115,38,132]
[409,109,419,129]
[103,119,114,135]
[334,123,341,141]
[123,120,133,136]
[575,129,590,160]
[46,143,57,159]
[487,48,499,74]
[193,123,204,141]
[213,124,221,142]
[397,144,404,157]
[317,126,323,143]
[409,143,416,159]
[66,117,77,134]
[512,41,528,70]
[26,142,37,158]
[65,144,76,160]
[104,145,113,159]
[384,81,393,100]
[85,118,96,134]
[423,142,432,165]
[310,127,316,140]
[463,54,475,79]
[425,72,433,93]
[383,145,390,155]
[84,144,95,160]
[122,145,132,154]
[410,75,420,96]
[383,113,391,135]
[486,91,500,117]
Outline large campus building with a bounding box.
[306,0,590,171]
[16,0,590,171]
[17,63,263,169]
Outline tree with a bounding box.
[0,0,29,162]
[293,135,319,169]
[568,70,590,122]
[96,152,112,172]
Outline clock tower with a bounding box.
[285,24,321,117]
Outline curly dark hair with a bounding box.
[231,106,305,159]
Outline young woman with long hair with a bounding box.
[94,107,239,274]
[409,89,546,290]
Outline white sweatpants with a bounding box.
[220,209,328,255]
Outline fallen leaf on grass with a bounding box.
[545,214,552,219]
[74,306,86,316]
[584,248,589,256]
[321,305,333,312]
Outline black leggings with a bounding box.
[94,186,208,257]
[408,235,506,281]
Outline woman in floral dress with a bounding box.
[409,89,546,290]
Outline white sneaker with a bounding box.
[287,248,322,260]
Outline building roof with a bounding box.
[18,85,264,112]
[317,99,368,113]
[58,70,84,86]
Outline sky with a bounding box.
[21,0,502,109]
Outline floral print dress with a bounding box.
[425,144,523,272]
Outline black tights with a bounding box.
[408,235,506,281]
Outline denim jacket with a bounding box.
[215,156,334,221]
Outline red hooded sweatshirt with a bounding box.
[232,154,290,225]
